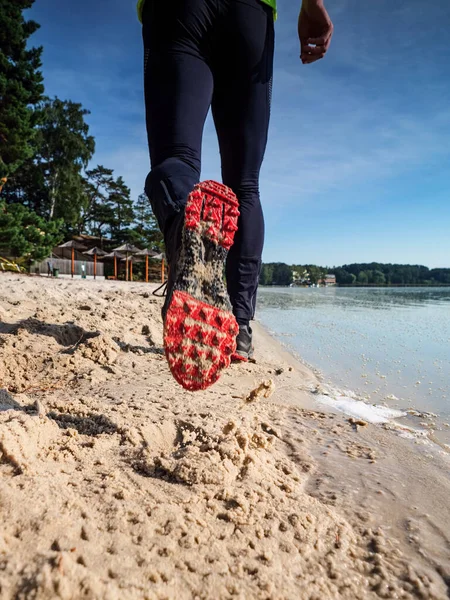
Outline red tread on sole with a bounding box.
[164,181,240,391]
[165,291,239,391]
[184,181,239,250]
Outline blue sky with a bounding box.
[28,0,450,268]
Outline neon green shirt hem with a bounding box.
[137,0,277,23]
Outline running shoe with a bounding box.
[163,181,240,391]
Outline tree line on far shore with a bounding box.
[260,262,450,286]
[0,0,162,265]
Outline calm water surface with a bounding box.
[257,287,450,434]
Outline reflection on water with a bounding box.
[258,286,450,311]
[257,287,450,427]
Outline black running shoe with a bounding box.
[232,324,254,362]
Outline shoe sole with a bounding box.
[164,181,240,391]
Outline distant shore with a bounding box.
[334,283,450,287]
[261,283,450,287]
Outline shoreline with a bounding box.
[256,286,450,449]
[256,317,450,459]
[1,273,449,598]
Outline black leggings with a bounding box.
[142,0,274,323]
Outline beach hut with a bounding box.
[135,248,159,283]
[83,247,107,280]
[58,240,88,278]
[113,243,142,281]
[102,251,125,280]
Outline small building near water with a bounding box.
[323,274,336,286]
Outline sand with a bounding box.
[0,273,449,599]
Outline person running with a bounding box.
[139,0,333,391]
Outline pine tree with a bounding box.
[3,98,95,224]
[0,0,44,186]
[107,176,135,243]
[0,199,63,264]
[78,165,114,236]
[37,98,95,220]
[133,192,164,251]
[1,158,47,214]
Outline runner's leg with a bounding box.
[142,0,242,389]
[211,0,275,326]
[142,0,215,253]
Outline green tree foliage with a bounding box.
[429,269,450,284]
[0,200,63,263]
[357,270,369,284]
[3,98,95,226]
[260,262,450,286]
[0,0,44,181]
[333,267,355,284]
[79,170,136,244]
[275,263,293,285]
[133,192,164,251]
[78,176,163,250]
[107,176,135,243]
[372,270,386,285]
[0,13,166,259]
[36,98,95,220]
[2,158,47,214]
[331,263,450,285]
[78,165,115,238]
[259,263,292,286]
[260,263,274,286]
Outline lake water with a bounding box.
[256,287,450,448]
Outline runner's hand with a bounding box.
[298,1,333,64]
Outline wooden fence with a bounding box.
[32,258,104,277]
[31,257,166,281]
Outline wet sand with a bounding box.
[1,273,449,599]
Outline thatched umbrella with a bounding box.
[103,251,125,280]
[83,247,107,280]
[58,240,87,278]
[113,243,142,281]
[135,248,159,283]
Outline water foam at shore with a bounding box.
[315,392,405,424]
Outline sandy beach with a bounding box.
[0,273,449,599]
